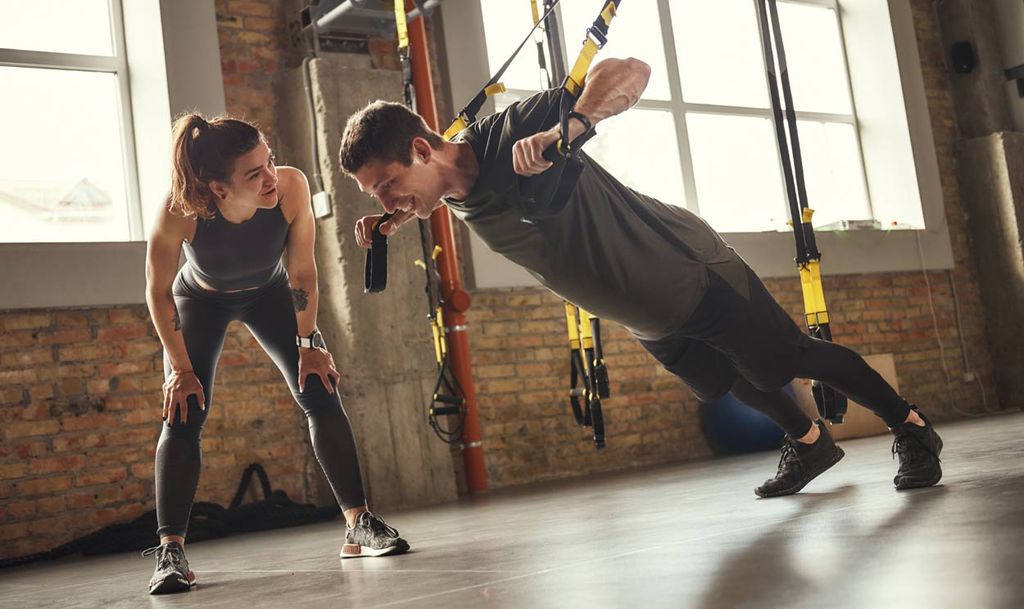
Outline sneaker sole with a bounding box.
[339,540,410,559]
[755,445,846,498]
[149,571,197,595]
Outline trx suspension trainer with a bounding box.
[756,0,848,423]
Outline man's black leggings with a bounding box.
[640,265,912,440]
[729,337,912,438]
[156,270,366,538]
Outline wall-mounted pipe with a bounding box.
[405,0,488,494]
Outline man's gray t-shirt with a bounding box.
[448,88,748,340]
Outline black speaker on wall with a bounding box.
[951,41,976,74]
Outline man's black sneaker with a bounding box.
[892,407,943,490]
[143,541,196,595]
[340,511,410,559]
[755,420,845,498]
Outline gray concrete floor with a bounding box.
[2,413,1022,609]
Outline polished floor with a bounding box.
[2,413,1021,609]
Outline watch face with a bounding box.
[312,332,325,348]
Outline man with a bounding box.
[338,57,943,497]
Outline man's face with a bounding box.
[352,139,443,219]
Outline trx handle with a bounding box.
[565,303,608,449]
[543,0,620,162]
[756,0,847,423]
[364,211,394,293]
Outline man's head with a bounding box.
[340,101,447,218]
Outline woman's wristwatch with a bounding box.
[296,330,325,349]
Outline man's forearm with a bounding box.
[571,58,651,133]
[290,276,320,337]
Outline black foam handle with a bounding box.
[364,212,394,293]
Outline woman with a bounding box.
[143,114,408,595]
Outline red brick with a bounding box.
[0,330,35,349]
[61,413,120,433]
[0,368,37,386]
[29,455,87,475]
[5,419,60,439]
[226,0,272,17]
[0,463,28,479]
[75,466,128,487]
[57,343,117,362]
[0,523,30,541]
[97,325,149,341]
[52,433,107,452]
[1,349,54,367]
[17,476,71,496]
[2,313,52,331]
[37,328,93,345]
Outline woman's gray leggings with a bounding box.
[155,271,365,538]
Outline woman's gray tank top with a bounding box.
[182,202,289,291]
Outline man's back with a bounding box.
[447,89,747,340]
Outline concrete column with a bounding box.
[277,53,458,510]
[937,0,1024,409]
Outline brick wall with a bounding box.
[0,307,316,560]
[462,0,998,489]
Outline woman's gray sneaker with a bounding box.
[340,511,410,558]
[143,541,196,594]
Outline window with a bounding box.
[478,0,878,234]
[0,0,141,243]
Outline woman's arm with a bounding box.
[146,206,191,370]
[281,168,319,337]
[280,167,340,394]
[146,203,204,423]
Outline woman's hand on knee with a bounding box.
[298,347,341,395]
[162,369,205,425]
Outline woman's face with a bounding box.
[212,140,279,208]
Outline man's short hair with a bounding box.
[339,100,444,174]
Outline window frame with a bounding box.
[441,0,954,290]
[0,0,145,242]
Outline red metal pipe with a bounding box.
[407,3,488,493]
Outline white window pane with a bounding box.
[496,94,686,208]
[777,3,852,115]
[0,68,132,243]
[480,0,555,91]
[583,108,685,207]
[794,121,871,227]
[0,0,113,56]
[559,0,672,100]
[672,0,768,108]
[686,113,788,232]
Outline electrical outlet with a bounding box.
[962,371,977,383]
[312,191,332,218]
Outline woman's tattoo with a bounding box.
[292,288,309,312]
[172,310,181,331]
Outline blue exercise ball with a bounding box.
[699,385,792,455]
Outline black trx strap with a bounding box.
[565,304,609,448]
[756,0,848,423]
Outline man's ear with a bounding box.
[411,137,432,164]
